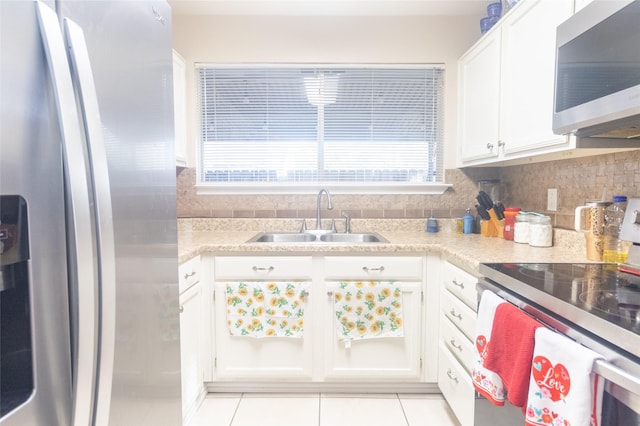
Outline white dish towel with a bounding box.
[472,290,506,406]
[525,327,605,426]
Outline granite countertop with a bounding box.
[178,219,590,274]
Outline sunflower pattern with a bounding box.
[226,281,308,338]
[333,281,404,340]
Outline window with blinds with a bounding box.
[197,65,445,187]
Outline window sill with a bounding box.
[195,183,452,195]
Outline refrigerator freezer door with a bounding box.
[0,0,73,424]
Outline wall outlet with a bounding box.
[547,188,558,211]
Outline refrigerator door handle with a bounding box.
[35,2,98,425]
[64,18,117,426]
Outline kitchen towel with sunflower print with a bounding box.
[333,281,403,340]
[226,281,308,338]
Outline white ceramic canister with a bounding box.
[529,215,552,247]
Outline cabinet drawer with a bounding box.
[214,256,313,280]
[440,316,474,374]
[441,289,477,341]
[442,261,478,310]
[438,343,475,426]
[179,256,201,294]
[323,256,423,281]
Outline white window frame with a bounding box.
[195,63,451,195]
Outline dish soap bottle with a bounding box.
[463,208,474,234]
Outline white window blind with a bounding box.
[197,65,444,185]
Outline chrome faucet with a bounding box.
[316,188,333,230]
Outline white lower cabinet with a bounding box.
[178,256,205,424]
[212,256,314,380]
[438,261,478,426]
[323,281,422,380]
[438,343,475,426]
[207,254,433,386]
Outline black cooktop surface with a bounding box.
[480,263,640,340]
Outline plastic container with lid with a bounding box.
[529,215,552,247]
[502,207,521,240]
[603,195,631,263]
[513,213,530,244]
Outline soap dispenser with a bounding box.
[426,210,438,233]
[463,208,474,234]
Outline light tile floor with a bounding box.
[188,393,461,426]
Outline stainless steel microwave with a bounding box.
[553,0,640,140]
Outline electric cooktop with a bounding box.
[479,262,640,358]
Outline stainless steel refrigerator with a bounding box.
[0,0,182,424]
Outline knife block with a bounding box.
[481,210,505,238]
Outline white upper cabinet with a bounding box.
[457,0,574,166]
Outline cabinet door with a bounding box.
[323,281,422,380]
[438,344,475,426]
[458,28,502,164]
[213,281,314,380]
[180,282,204,421]
[499,0,573,156]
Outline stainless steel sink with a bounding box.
[245,232,388,244]
[246,232,317,243]
[319,233,388,243]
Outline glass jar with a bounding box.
[502,207,521,240]
[529,215,552,247]
[513,213,530,244]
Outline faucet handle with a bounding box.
[341,211,351,233]
[299,218,307,233]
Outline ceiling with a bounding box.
[168,0,489,17]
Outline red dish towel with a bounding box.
[484,302,543,408]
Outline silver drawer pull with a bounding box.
[450,339,462,351]
[252,266,274,273]
[449,309,462,320]
[446,369,458,383]
[362,266,385,273]
[452,279,464,289]
[301,290,310,299]
[183,271,196,280]
[179,306,184,314]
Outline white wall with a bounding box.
[172,14,481,170]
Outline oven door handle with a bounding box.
[593,359,640,396]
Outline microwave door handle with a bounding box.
[64,17,117,426]
[36,2,98,426]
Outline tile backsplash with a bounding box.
[176,149,640,229]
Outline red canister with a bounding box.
[503,207,521,240]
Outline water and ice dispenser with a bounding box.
[0,195,33,417]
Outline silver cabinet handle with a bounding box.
[252,266,275,273]
[446,369,459,383]
[362,266,385,273]
[449,309,462,320]
[486,142,494,150]
[36,4,98,425]
[452,279,464,289]
[450,339,462,351]
[183,271,197,280]
[179,306,184,314]
[498,140,506,147]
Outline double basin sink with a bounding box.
[246,232,389,244]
